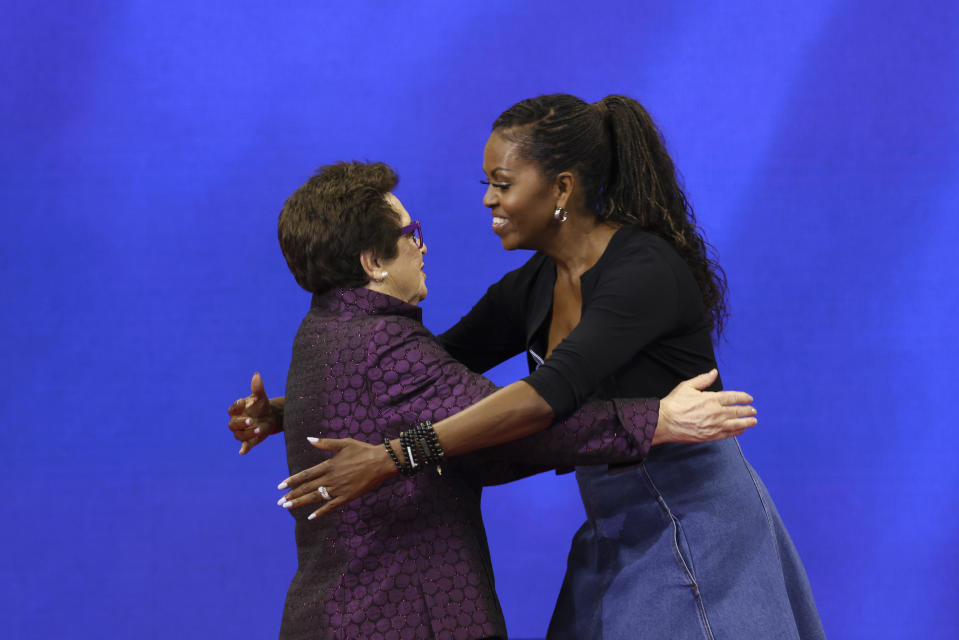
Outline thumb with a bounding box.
[685,368,718,391]
[250,371,267,399]
[307,437,347,452]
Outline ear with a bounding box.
[359,249,384,282]
[553,171,575,210]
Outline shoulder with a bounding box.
[582,227,705,321]
[607,226,678,262]
[596,227,695,286]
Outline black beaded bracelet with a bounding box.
[385,422,446,477]
[400,429,422,471]
[411,421,445,474]
[384,437,413,476]
[418,421,444,462]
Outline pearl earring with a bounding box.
[379,271,388,281]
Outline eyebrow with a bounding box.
[483,167,511,178]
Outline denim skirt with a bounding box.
[547,438,826,640]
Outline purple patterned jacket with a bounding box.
[279,287,658,640]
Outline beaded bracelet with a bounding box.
[411,421,445,474]
[417,421,444,462]
[384,437,413,476]
[400,429,420,471]
[384,421,446,476]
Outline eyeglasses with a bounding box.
[398,220,424,248]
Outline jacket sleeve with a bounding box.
[461,396,658,487]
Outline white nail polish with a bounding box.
[283,501,293,509]
[245,418,251,426]
[307,437,319,444]
[308,513,316,520]
[277,496,287,506]
[277,482,288,490]
[254,427,261,434]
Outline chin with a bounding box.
[498,235,521,251]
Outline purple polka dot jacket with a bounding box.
[279,287,658,640]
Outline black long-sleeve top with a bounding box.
[439,225,721,416]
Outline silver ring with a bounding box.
[318,486,332,501]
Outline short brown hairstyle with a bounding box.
[278,161,400,293]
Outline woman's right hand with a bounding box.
[655,369,757,444]
[276,437,398,520]
[228,372,280,454]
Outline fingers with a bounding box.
[277,460,328,491]
[724,417,758,431]
[715,390,754,405]
[308,437,350,452]
[229,415,255,433]
[721,404,757,420]
[308,495,350,521]
[230,418,261,444]
[683,368,719,391]
[278,481,328,509]
[238,431,267,454]
[228,397,246,416]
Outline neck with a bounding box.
[363,281,416,306]
[540,213,620,276]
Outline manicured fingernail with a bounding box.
[282,501,293,509]
[245,418,252,426]
[277,496,287,506]
[307,437,319,444]
[277,481,288,490]
[254,427,261,434]
[308,513,316,520]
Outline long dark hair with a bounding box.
[493,94,728,335]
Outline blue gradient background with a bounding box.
[1,1,956,638]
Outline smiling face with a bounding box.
[482,131,559,251]
[378,193,428,305]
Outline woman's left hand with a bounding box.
[276,437,398,520]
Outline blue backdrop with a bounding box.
[2,1,956,638]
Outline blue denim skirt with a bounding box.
[547,438,825,640]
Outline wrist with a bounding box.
[269,398,285,433]
[381,438,402,479]
[653,399,673,445]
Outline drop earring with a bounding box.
[553,207,568,223]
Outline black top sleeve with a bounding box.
[436,259,535,373]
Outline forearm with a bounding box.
[385,381,553,463]
[434,381,553,456]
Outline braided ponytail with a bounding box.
[597,95,727,334]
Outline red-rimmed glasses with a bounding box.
[398,220,424,248]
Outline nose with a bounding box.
[482,184,497,208]
[419,239,427,256]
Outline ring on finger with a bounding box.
[318,486,332,501]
